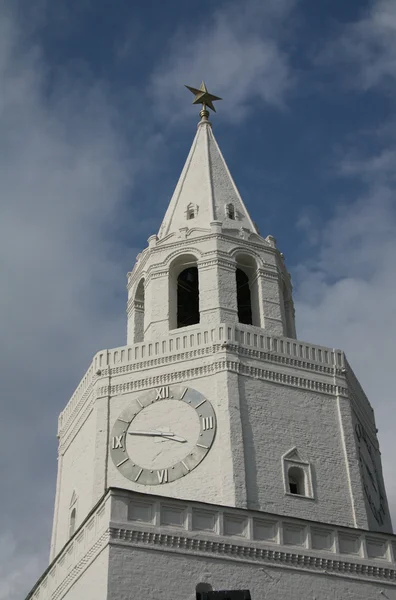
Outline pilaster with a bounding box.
[256,267,285,336]
[198,254,239,327]
[144,269,170,339]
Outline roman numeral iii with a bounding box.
[202,416,214,431]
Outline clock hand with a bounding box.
[164,434,187,443]
[127,430,187,443]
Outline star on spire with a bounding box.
[185,81,222,113]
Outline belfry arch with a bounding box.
[133,278,145,343]
[169,254,200,330]
[235,253,260,327]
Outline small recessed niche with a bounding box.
[186,203,198,220]
[282,447,313,499]
[69,491,78,537]
[69,507,76,537]
[225,203,236,220]
[288,466,305,495]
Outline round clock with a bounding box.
[355,422,386,526]
[110,384,216,485]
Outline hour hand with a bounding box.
[127,430,187,443]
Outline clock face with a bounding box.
[110,384,216,485]
[355,421,386,526]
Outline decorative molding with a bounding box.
[108,526,396,584]
[198,257,236,272]
[229,246,265,267]
[257,267,280,281]
[58,375,96,435]
[59,338,349,442]
[142,231,276,264]
[51,531,109,600]
[26,515,110,600]
[59,392,99,453]
[146,269,169,281]
[161,246,203,266]
[282,447,307,463]
[229,344,341,376]
[126,299,144,314]
[97,359,347,400]
[101,344,341,379]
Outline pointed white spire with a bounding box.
[158,117,258,238]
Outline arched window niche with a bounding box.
[133,278,145,343]
[69,507,76,537]
[235,253,260,327]
[186,202,198,220]
[225,203,235,220]
[169,254,200,330]
[288,466,305,495]
[282,447,314,499]
[69,490,77,537]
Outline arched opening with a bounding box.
[235,254,260,326]
[186,202,198,220]
[69,507,76,537]
[236,269,252,325]
[282,281,295,338]
[288,466,305,496]
[177,266,199,327]
[226,203,235,220]
[169,254,200,330]
[133,278,145,343]
[196,583,213,600]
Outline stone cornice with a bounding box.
[151,230,274,255]
[59,353,347,451]
[101,343,341,379]
[58,324,350,441]
[198,257,236,272]
[108,525,396,584]
[59,390,98,453]
[257,266,280,280]
[97,358,347,401]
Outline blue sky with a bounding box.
[1,0,396,597]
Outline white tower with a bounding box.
[27,86,396,600]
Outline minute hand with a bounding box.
[127,430,187,443]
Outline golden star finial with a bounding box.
[185,81,222,114]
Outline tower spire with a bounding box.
[158,83,257,238]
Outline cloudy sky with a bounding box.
[1,0,396,597]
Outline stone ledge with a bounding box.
[109,525,396,584]
[112,489,396,576]
[26,488,396,600]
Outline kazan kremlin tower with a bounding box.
[26,83,396,600]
